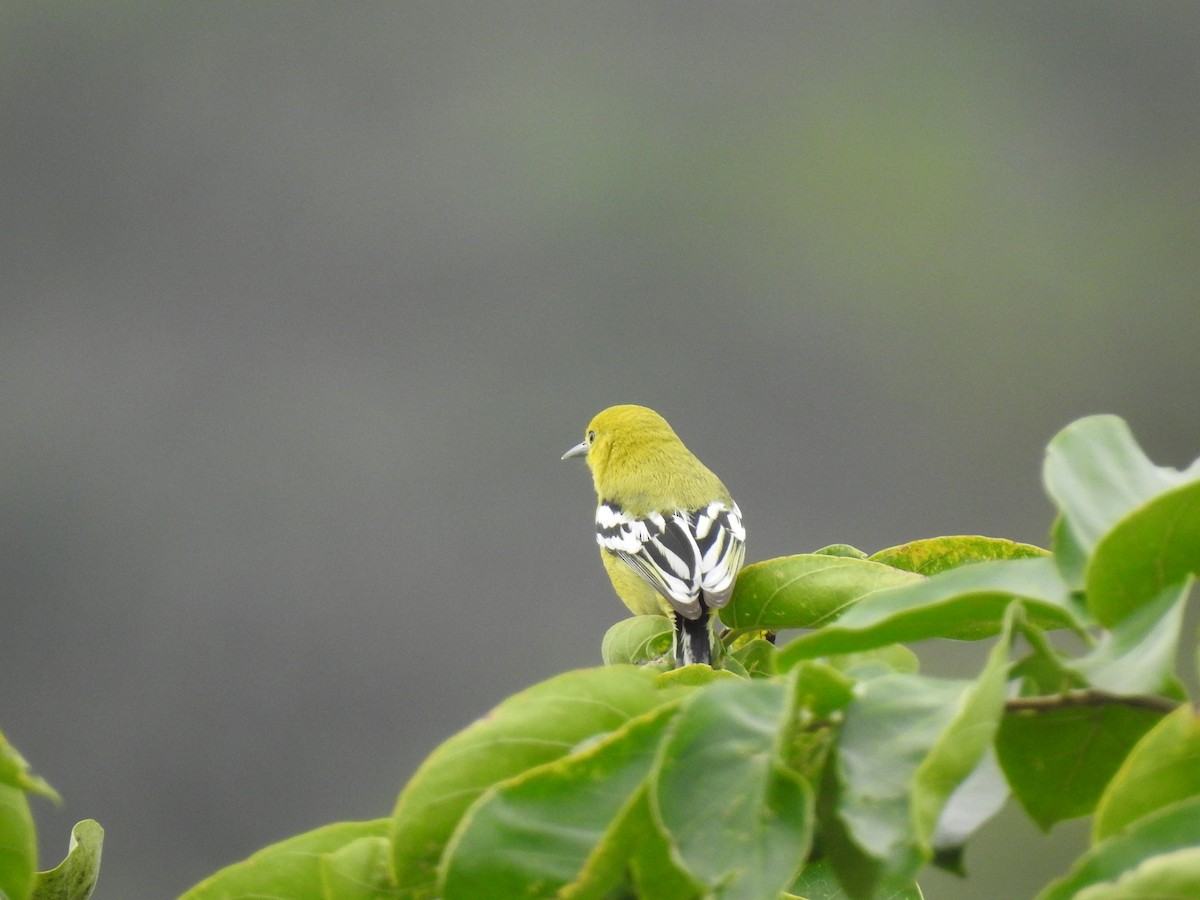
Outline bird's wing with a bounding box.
[596,501,746,620]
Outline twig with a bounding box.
[1005,690,1182,715]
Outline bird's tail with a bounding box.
[675,604,717,667]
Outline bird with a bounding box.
[563,405,746,667]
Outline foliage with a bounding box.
[4,414,1199,898]
[0,730,102,900]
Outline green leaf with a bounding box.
[786,663,854,783]
[720,555,922,632]
[1036,796,1200,900]
[870,535,1047,576]
[815,751,881,900]
[730,637,779,678]
[790,662,856,721]
[1093,705,1200,842]
[1049,514,1090,592]
[912,620,1010,850]
[601,615,672,665]
[777,557,1078,666]
[788,858,850,899]
[788,857,924,899]
[1042,414,1200,624]
[652,679,814,899]
[320,836,398,900]
[30,821,104,900]
[390,666,676,898]
[440,702,679,899]
[824,645,920,680]
[997,701,1166,831]
[0,732,60,805]
[1073,847,1200,899]
[568,787,703,900]
[1069,578,1191,697]
[831,679,967,888]
[0,785,35,900]
[831,624,1009,894]
[929,747,1009,869]
[178,820,389,900]
[1043,415,1181,564]
[1010,616,1088,696]
[655,665,740,689]
[1087,483,1200,626]
[811,544,869,559]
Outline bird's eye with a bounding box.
[587,430,596,444]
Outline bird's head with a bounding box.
[562,405,684,498]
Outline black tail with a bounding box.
[675,602,713,666]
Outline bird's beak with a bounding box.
[561,440,588,460]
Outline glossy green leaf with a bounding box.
[1087,483,1200,626]
[29,820,104,900]
[824,645,920,679]
[929,747,1009,868]
[320,836,398,900]
[1073,846,1200,898]
[0,732,60,805]
[1093,705,1200,842]
[721,555,922,632]
[830,675,962,892]
[573,786,703,900]
[1009,614,1089,696]
[777,557,1078,667]
[1049,514,1090,591]
[440,702,678,899]
[788,858,849,899]
[786,663,854,782]
[558,786,702,900]
[997,701,1166,831]
[730,637,778,678]
[816,750,882,899]
[912,621,1010,849]
[1069,578,1191,697]
[1043,415,1181,561]
[870,535,1047,576]
[811,544,869,559]
[0,785,35,900]
[791,662,856,720]
[1042,415,1200,623]
[655,665,740,689]
[832,626,1008,894]
[179,820,389,900]
[788,858,924,899]
[601,615,672,665]
[1036,796,1200,900]
[390,666,675,897]
[652,679,813,899]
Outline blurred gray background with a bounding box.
[3,3,1198,897]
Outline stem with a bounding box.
[1005,689,1181,715]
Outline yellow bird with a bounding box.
[563,405,746,666]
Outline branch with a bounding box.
[1005,689,1181,715]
